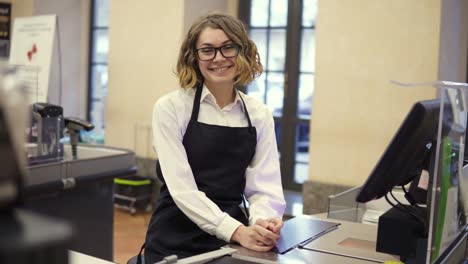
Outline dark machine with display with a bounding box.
[356,98,467,263]
[356,99,448,203]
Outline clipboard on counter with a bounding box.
[274,216,341,254]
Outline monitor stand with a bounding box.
[376,205,428,264]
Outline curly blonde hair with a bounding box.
[176,13,263,89]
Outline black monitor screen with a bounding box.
[356,99,451,203]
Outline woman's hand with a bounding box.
[255,218,283,235]
[231,225,279,251]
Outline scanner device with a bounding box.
[33,102,63,118]
[64,117,94,159]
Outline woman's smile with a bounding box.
[208,65,234,73]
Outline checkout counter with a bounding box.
[226,216,399,264]
[215,184,467,264]
[74,213,466,264]
[69,214,396,264]
[124,217,464,263]
[22,144,136,261]
[115,185,465,264]
[0,66,139,263]
[15,95,137,260]
[67,214,399,264]
[0,95,136,263]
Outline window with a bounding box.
[87,0,109,144]
[240,0,317,190]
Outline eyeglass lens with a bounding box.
[197,44,239,61]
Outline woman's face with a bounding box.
[195,27,238,87]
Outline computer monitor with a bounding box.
[355,96,468,263]
[356,99,450,203]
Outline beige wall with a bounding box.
[461,0,468,80]
[184,0,238,33]
[34,0,87,118]
[105,0,185,156]
[438,0,468,82]
[105,1,237,157]
[80,0,91,118]
[10,0,34,19]
[309,0,443,186]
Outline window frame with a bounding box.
[87,0,109,142]
[240,0,309,191]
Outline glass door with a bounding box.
[294,0,317,185]
[246,0,288,153]
[241,0,317,190]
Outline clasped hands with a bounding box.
[231,218,283,252]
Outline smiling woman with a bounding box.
[195,28,239,103]
[139,13,286,263]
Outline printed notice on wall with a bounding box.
[9,15,56,103]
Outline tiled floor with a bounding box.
[112,190,303,263]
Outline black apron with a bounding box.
[142,84,257,263]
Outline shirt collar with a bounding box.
[200,84,244,111]
[200,84,212,102]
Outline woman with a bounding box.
[142,13,286,263]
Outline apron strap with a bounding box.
[237,91,254,132]
[191,84,254,134]
[238,91,253,220]
[190,83,203,121]
[136,243,145,264]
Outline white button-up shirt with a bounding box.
[152,85,286,243]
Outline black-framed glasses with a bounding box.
[195,44,240,61]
